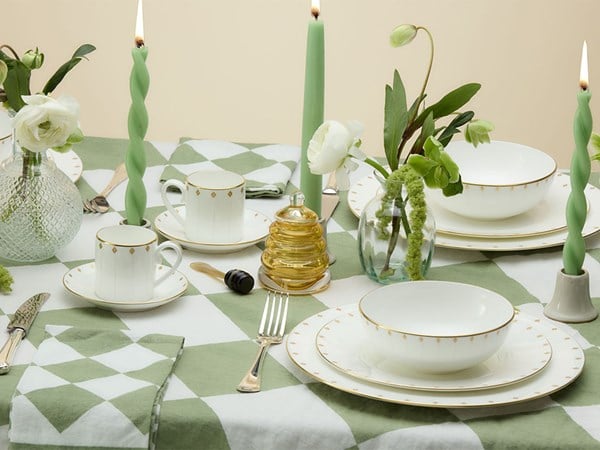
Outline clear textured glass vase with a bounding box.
[357,175,436,284]
[0,143,83,262]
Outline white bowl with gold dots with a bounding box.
[358,281,515,373]
[427,140,557,220]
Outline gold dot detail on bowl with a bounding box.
[196,189,201,196]
[211,192,216,198]
[129,248,135,255]
[99,243,103,249]
[228,191,233,197]
[146,245,150,252]
[112,247,117,254]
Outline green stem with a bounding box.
[364,158,390,179]
[0,45,20,60]
[396,26,435,165]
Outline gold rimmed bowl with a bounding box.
[358,281,515,374]
[427,140,557,220]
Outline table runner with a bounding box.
[0,136,598,450]
[159,139,300,198]
[9,325,184,450]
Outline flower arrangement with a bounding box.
[309,24,493,281]
[0,44,95,153]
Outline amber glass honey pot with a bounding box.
[260,192,330,293]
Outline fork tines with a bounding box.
[259,291,289,338]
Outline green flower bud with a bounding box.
[390,24,418,48]
[0,60,7,85]
[465,119,494,147]
[21,48,44,70]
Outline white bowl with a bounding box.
[427,140,557,220]
[358,281,515,373]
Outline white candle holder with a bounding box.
[544,268,598,323]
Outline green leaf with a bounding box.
[72,44,96,59]
[591,133,600,151]
[384,70,407,170]
[42,44,96,95]
[413,83,481,131]
[439,151,460,183]
[3,59,31,111]
[407,154,437,176]
[410,112,435,155]
[442,178,463,197]
[437,111,474,146]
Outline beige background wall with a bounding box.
[4,0,600,168]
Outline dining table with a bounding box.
[0,135,599,450]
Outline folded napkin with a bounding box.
[159,139,300,198]
[9,325,184,450]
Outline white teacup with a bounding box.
[161,170,245,243]
[95,225,183,301]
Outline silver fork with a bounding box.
[83,162,128,214]
[237,291,289,393]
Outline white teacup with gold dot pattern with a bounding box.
[161,170,245,243]
[95,225,183,301]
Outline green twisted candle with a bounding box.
[124,38,149,226]
[563,52,592,275]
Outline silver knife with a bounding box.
[0,292,50,374]
[321,171,340,222]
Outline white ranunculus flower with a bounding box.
[12,94,79,152]
[307,120,365,190]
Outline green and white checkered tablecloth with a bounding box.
[0,136,599,449]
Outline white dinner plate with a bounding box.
[287,305,584,408]
[347,173,600,251]
[47,149,83,182]
[154,206,271,254]
[63,262,188,312]
[316,311,552,392]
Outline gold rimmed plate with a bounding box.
[316,311,552,392]
[287,304,584,408]
[154,206,271,254]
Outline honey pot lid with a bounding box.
[274,191,319,224]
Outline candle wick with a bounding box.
[311,7,320,19]
[135,37,145,48]
[580,81,589,91]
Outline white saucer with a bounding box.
[317,311,552,392]
[62,262,188,312]
[348,173,600,251]
[154,206,271,254]
[287,305,584,408]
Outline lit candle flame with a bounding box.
[311,0,320,19]
[580,41,588,90]
[135,0,144,47]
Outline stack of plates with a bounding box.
[286,304,584,407]
[347,172,600,251]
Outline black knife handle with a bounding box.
[0,328,25,375]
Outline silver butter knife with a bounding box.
[0,292,50,374]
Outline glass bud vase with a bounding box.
[0,143,83,262]
[358,177,436,284]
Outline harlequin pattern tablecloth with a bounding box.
[0,136,599,449]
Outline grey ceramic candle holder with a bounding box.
[544,269,598,323]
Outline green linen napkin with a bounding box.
[159,139,300,198]
[9,325,184,450]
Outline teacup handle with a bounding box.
[154,241,183,286]
[161,179,186,228]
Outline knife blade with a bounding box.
[0,292,50,374]
[321,172,340,222]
